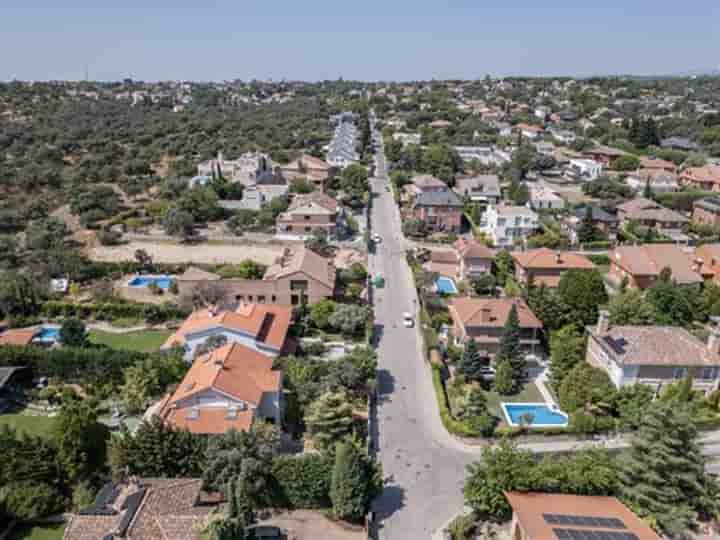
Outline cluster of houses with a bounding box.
[327,111,360,168]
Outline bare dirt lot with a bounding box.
[259,510,365,540]
[88,240,289,265]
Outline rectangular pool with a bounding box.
[435,277,458,295]
[128,275,174,289]
[501,403,569,428]
[35,327,60,342]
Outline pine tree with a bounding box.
[464,384,488,418]
[620,403,716,537]
[330,439,373,523]
[306,391,354,451]
[456,339,486,382]
[577,207,599,244]
[643,178,653,200]
[493,359,515,395]
[495,304,523,385]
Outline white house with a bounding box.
[480,205,539,247]
[569,158,603,181]
[393,132,422,146]
[550,129,577,145]
[528,184,564,210]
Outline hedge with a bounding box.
[430,364,482,438]
[586,254,611,266]
[269,454,333,509]
[41,301,189,324]
[582,241,612,251]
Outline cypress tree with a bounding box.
[330,439,372,523]
[457,339,485,382]
[493,359,515,395]
[464,384,488,418]
[306,391,354,451]
[620,403,715,537]
[496,304,523,386]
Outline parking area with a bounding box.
[258,510,366,540]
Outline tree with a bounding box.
[620,403,718,537]
[643,178,654,200]
[493,359,515,395]
[59,318,89,347]
[195,335,229,357]
[526,283,566,332]
[134,249,154,271]
[470,274,496,296]
[494,304,523,388]
[402,217,428,238]
[548,324,586,389]
[306,391,354,451]
[0,270,45,319]
[328,304,369,336]
[54,399,110,484]
[339,164,369,207]
[310,299,337,330]
[456,339,486,382]
[613,155,641,171]
[646,278,697,327]
[608,290,656,325]
[558,363,616,414]
[330,439,375,522]
[305,229,331,255]
[577,207,602,244]
[491,250,515,287]
[557,269,608,328]
[163,207,195,240]
[217,260,266,279]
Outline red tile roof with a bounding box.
[512,248,595,271]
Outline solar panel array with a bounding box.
[553,528,639,540]
[544,514,626,529]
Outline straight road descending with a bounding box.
[369,131,476,540]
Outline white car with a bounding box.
[373,233,382,243]
[403,312,414,328]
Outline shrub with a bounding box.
[270,454,333,509]
[1,481,65,520]
[41,300,189,324]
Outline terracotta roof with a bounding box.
[695,243,720,279]
[518,123,544,133]
[424,261,459,279]
[682,165,720,185]
[616,197,688,224]
[611,244,702,283]
[505,492,661,540]
[429,249,459,264]
[177,266,221,281]
[454,238,494,260]
[264,247,336,289]
[164,303,292,351]
[512,248,595,271]
[164,406,255,434]
[0,328,38,346]
[589,325,720,367]
[449,297,542,329]
[639,156,675,170]
[411,174,448,189]
[286,191,338,213]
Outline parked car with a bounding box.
[403,312,414,328]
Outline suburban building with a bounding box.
[512,248,595,288]
[423,249,461,280]
[586,311,720,394]
[154,342,282,432]
[568,158,603,181]
[693,197,720,228]
[564,205,619,244]
[64,478,218,540]
[625,169,679,193]
[454,174,501,204]
[549,129,577,145]
[615,197,688,235]
[411,190,463,233]
[280,154,332,190]
[276,191,339,237]
[517,123,544,140]
[393,132,422,146]
[582,145,625,166]
[661,136,699,152]
[197,151,273,186]
[406,174,449,197]
[327,115,359,168]
[163,303,292,360]
[449,297,543,358]
[639,156,676,172]
[680,165,720,192]
[454,238,494,278]
[528,183,564,210]
[505,491,661,540]
[695,243,720,285]
[607,244,706,290]
[480,205,539,247]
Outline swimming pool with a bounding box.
[435,276,458,295]
[34,326,60,342]
[128,275,174,289]
[501,403,569,428]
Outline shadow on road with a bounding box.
[371,323,384,347]
[376,368,395,405]
[372,484,407,523]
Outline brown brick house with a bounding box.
[454,238,494,278]
[411,190,463,233]
[276,191,339,237]
[607,244,706,290]
[448,297,543,358]
[681,165,720,192]
[512,248,595,288]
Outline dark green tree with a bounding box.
[493,358,515,395]
[456,339,486,382]
[557,269,608,328]
[495,304,522,387]
[577,207,601,244]
[558,363,616,415]
[548,325,586,389]
[330,439,375,523]
[491,251,515,287]
[59,318,89,348]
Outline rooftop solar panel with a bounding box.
[545,515,627,530]
[553,529,639,540]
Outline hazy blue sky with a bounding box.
[2,1,718,81]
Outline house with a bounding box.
[480,205,539,247]
[680,165,720,192]
[162,303,292,360]
[281,154,332,191]
[568,158,602,181]
[517,123,544,140]
[615,197,688,234]
[454,238,494,278]
[550,129,577,145]
[505,491,661,540]
[197,151,273,186]
[564,205,619,244]
[586,311,720,394]
[423,249,461,279]
[449,297,543,358]
[327,117,359,168]
[512,248,595,288]
[625,169,679,193]
[534,141,555,155]
[155,342,282,432]
[64,478,218,540]
[276,191,339,238]
[661,136,699,151]
[411,190,463,233]
[429,119,452,129]
[582,145,625,166]
[639,156,676,172]
[454,175,501,204]
[693,197,720,228]
[528,184,564,210]
[406,174,449,197]
[393,132,422,146]
[607,244,705,290]
[695,244,720,284]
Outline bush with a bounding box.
[1,481,65,520]
[431,365,483,438]
[270,454,333,509]
[41,300,189,324]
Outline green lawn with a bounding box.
[89,329,172,352]
[7,524,65,540]
[485,381,545,425]
[0,413,58,438]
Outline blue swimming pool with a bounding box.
[128,275,174,289]
[435,277,458,295]
[35,327,60,341]
[502,403,569,427]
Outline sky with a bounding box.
[2,1,719,82]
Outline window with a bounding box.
[305,226,312,232]
[258,295,266,303]
[247,295,254,302]
[700,367,718,380]
[291,280,308,291]
[235,295,244,301]
[305,215,311,220]
[271,295,277,302]
[673,367,688,379]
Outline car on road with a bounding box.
[373,233,381,243]
[403,312,414,328]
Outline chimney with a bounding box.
[597,310,610,334]
[708,327,720,356]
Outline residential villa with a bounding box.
[480,205,539,248]
[512,248,595,288]
[586,311,720,394]
[197,151,273,185]
[162,302,292,360]
[423,249,461,280]
[405,174,449,198]
[607,244,706,290]
[563,205,619,244]
[625,169,679,193]
[695,243,720,285]
[517,123,544,140]
[639,156,676,172]
[454,238,494,278]
[449,297,543,359]
[528,183,564,210]
[64,478,217,540]
[680,165,720,192]
[153,342,282,433]
[505,491,661,540]
[582,145,625,166]
[281,154,332,190]
[411,190,463,233]
[615,197,688,235]
[568,158,603,181]
[693,197,720,228]
[454,175,501,204]
[276,191,339,238]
